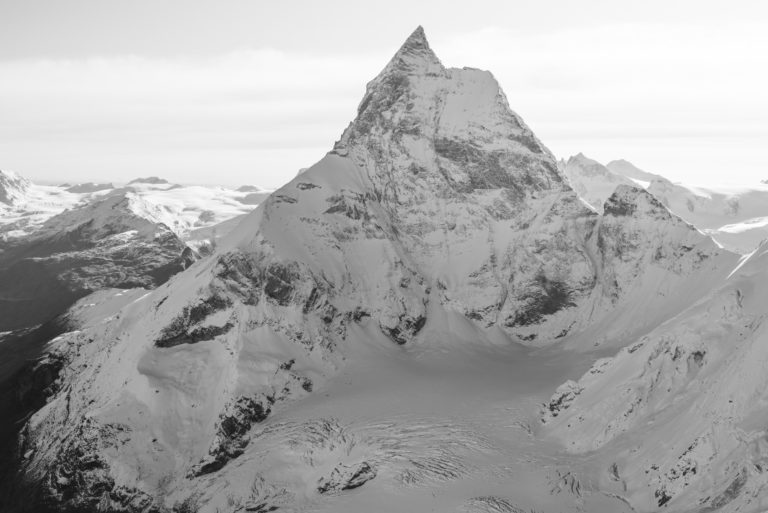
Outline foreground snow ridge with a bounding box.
[1,26,764,513]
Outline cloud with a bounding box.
[0,20,767,187]
[0,50,389,187]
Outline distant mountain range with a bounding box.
[0,171,272,331]
[562,153,768,253]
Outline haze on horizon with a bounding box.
[1,0,767,189]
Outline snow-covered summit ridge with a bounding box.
[32,190,176,240]
[0,169,272,243]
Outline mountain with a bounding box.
[565,156,768,254]
[0,174,270,245]
[65,182,114,193]
[0,27,743,513]
[236,185,264,192]
[128,176,170,185]
[0,169,31,206]
[236,191,272,205]
[560,153,636,212]
[117,181,270,238]
[542,240,768,512]
[606,159,665,184]
[0,191,195,331]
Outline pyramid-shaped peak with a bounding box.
[568,152,593,164]
[401,26,429,52]
[380,25,443,76]
[604,184,673,219]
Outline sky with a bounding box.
[1,0,767,189]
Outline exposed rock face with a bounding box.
[317,461,377,493]
[0,191,195,330]
[2,27,740,512]
[0,169,31,206]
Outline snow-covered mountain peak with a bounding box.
[32,189,176,242]
[603,184,679,221]
[565,153,623,179]
[568,152,589,163]
[336,26,560,198]
[378,25,442,77]
[561,153,635,213]
[0,169,31,205]
[606,158,664,183]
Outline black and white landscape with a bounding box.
[2,17,768,513]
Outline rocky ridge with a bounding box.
[0,191,195,331]
[0,169,31,206]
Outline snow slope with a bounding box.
[0,26,748,513]
[543,240,768,512]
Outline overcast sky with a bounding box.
[1,0,767,188]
